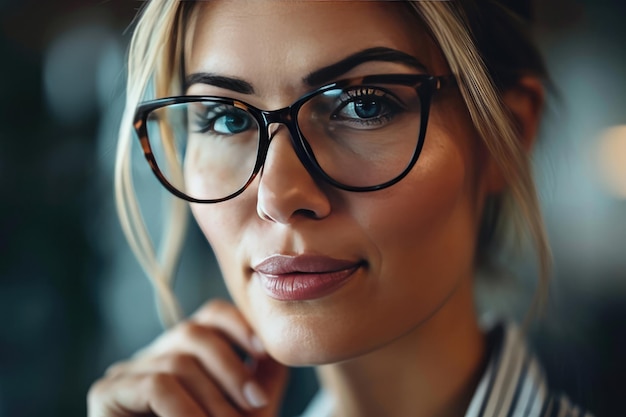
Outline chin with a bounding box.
[266,338,361,367]
[252,312,377,366]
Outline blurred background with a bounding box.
[0,0,624,416]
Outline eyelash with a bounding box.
[332,87,403,127]
[191,105,240,134]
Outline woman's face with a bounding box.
[186,1,489,365]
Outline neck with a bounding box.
[317,279,486,417]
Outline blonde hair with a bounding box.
[115,0,551,328]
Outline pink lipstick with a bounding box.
[253,255,362,301]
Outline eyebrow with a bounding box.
[303,47,428,86]
[184,73,255,94]
[184,47,427,94]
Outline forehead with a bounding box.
[185,1,445,94]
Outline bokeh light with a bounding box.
[596,125,626,199]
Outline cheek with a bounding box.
[351,133,480,315]
[190,195,256,291]
[364,140,474,253]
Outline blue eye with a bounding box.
[192,105,254,135]
[344,98,383,119]
[213,112,253,134]
[331,87,403,128]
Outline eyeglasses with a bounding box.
[134,73,454,203]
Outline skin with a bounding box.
[189,1,487,416]
[88,1,544,417]
[188,0,483,360]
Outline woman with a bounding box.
[89,1,592,416]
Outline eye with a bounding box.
[331,87,403,128]
[341,96,384,119]
[192,105,255,135]
[213,111,253,134]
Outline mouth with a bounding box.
[252,254,364,301]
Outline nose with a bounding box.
[256,125,331,224]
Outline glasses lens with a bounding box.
[298,83,422,187]
[146,100,260,201]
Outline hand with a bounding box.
[88,299,289,417]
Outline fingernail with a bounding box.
[243,380,268,408]
[251,335,265,354]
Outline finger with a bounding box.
[104,353,248,416]
[187,367,245,417]
[175,323,270,411]
[251,356,290,417]
[191,299,266,358]
[139,323,269,411]
[88,372,209,417]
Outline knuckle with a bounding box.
[165,353,197,372]
[145,372,175,393]
[177,320,208,341]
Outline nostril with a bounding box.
[256,204,319,223]
[293,208,318,219]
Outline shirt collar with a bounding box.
[298,322,554,417]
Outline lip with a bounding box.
[252,254,363,301]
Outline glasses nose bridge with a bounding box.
[258,104,318,177]
[260,105,304,155]
[262,105,297,135]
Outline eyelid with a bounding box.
[341,87,387,98]
[338,86,404,106]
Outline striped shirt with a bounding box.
[298,323,593,417]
